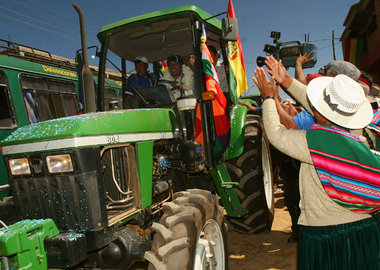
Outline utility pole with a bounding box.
[332,30,336,60]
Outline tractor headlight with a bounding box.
[9,158,31,175]
[176,96,197,111]
[46,154,73,173]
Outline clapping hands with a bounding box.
[252,67,278,98]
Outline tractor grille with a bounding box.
[8,145,140,230]
[8,147,107,231]
[101,145,140,222]
[11,171,107,231]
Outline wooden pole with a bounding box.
[332,30,336,60]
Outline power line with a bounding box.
[0,13,80,42]
[318,42,340,50]
[8,0,97,33]
[22,0,98,31]
[9,0,77,28]
[0,5,98,44]
[308,37,340,43]
[0,5,79,38]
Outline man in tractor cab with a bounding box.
[124,56,157,108]
[161,54,194,100]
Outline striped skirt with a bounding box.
[298,217,380,270]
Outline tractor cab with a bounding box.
[97,6,224,110]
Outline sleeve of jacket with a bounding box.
[287,79,314,115]
[262,99,313,164]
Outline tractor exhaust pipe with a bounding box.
[72,2,96,113]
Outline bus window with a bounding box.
[20,76,79,123]
[62,95,78,116]
[0,72,15,128]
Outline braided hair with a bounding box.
[362,128,376,150]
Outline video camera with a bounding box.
[257,31,317,69]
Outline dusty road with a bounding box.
[228,190,298,270]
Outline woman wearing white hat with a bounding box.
[265,56,378,151]
[253,67,380,270]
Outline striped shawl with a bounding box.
[306,125,380,214]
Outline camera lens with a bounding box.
[256,56,266,67]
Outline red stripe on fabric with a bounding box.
[195,105,204,151]
[227,0,236,18]
[204,76,229,136]
[350,209,374,214]
[312,155,380,188]
[310,150,380,175]
[372,109,380,124]
[204,74,226,107]
[324,186,379,211]
[359,76,371,87]
[320,174,380,200]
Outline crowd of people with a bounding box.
[122,49,380,268]
[253,55,380,269]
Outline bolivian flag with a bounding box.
[195,24,230,155]
[227,0,248,103]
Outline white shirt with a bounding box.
[162,65,194,99]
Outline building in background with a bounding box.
[341,0,380,95]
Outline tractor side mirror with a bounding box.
[222,17,238,41]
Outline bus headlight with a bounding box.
[9,158,31,175]
[46,154,73,173]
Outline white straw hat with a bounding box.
[306,74,373,129]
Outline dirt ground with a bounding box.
[227,190,298,270]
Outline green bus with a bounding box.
[0,41,122,199]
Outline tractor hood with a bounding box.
[2,109,179,155]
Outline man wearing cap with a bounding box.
[253,66,380,269]
[124,56,157,108]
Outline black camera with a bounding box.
[263,44,277,55]
[257,31,317,69]
[270,31,281,44]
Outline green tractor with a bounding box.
[0,4,274,269]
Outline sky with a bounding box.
[0,0,359,96]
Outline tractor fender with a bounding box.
[225,104,248,160]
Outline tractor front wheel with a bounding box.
[145,189,228,270]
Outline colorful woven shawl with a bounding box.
[370,109,380,151]
[306,125,380,214]
[371,109,380,132]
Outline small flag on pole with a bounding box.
[195,24,230,155]
[227,0,248,103]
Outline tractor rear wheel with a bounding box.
[145,189,228,270]
[226,114,274,234]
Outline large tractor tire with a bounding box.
[145,189,228,270]
[226,114,274,234]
